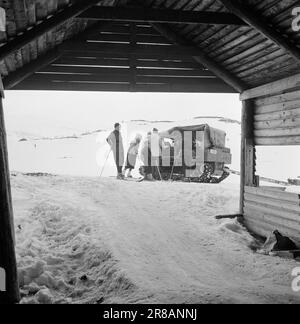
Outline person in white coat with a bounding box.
[124,134,142,178]
[150,128,163,180]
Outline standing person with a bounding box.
[124,133,142,178]
[140,132,153,180]
[107,123,125,180]
[150,128,163,180]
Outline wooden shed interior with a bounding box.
[0,0,300,303]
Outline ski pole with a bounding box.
[169,160,176,181]
[155,160,163,181]
[100,148,112,177]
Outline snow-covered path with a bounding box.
[12,174,300,304]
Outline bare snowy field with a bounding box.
[13,174,300,304]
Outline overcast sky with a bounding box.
[3,91,241,135]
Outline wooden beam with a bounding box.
[3,49,61,90]
[86,33,171,44]
[20,73,220,85]
[54,57,201,69]
[60,41,211,58]
[255,136,300,146]
[0,0,101,62]
[11,80,236,93]
[241,73,300,100]
[39,65,214,77]
[78,6,246,26]
[151,23,246,93]
[219,0,300,63]
[0,90,20,304]
[3,22,114,90]
[59,50,198,62]
[240,99,256,214]
[215,214,243,220]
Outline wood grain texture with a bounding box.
[0,93,20,304]
[2,0,300,90]
[244,186,300,247]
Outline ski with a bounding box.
[124,177,145,182]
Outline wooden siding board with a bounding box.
[244,186,300,246]
[2,0,300,90]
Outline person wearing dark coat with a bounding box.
[107,123,125,179]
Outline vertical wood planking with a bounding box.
[0,87,20,304]
[240,99,256,213]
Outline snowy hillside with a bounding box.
[7,115,300,183]
[7,116,242,179]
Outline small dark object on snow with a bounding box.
[215,214,243,220]
[272,230,297,252]
[17,225,22,230]
[97,297,105,304]
[80,275,88,282]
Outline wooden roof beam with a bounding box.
[151,23,247,93]
[78,6,246,26]
[59,41,221,59]
[3,49,61,90]
[2,22,113,90]
[12,80,236,93]
[219,0,300,63]
[0,0,101,62]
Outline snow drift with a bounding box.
[12,174,300,304]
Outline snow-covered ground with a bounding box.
[13,174,300,304]
[3,92,300,304]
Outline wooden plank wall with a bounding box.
[0,0,90,79]
[241,80,300,246]
[253,88,300,146]
[0,93,20,303]
[146,0,300,88]
[244,186,300,247]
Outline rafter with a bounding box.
[78,6,246,26]
[151,23,247,93]
[3,49,61,90]
[0,0,101,62]
[219,0,300,63]
[2,22,112,90]
[59,41,215,58]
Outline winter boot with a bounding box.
[117,173,125,180]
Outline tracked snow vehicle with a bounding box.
[140,124,232,183]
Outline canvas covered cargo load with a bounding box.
[160,124,227,149]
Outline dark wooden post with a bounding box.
[0,85,20,304]
[240,99,256,214]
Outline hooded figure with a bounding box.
[107,123,125,179]
[139,132,152,178]
[150,128,163,180]
[125,134,142,178]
